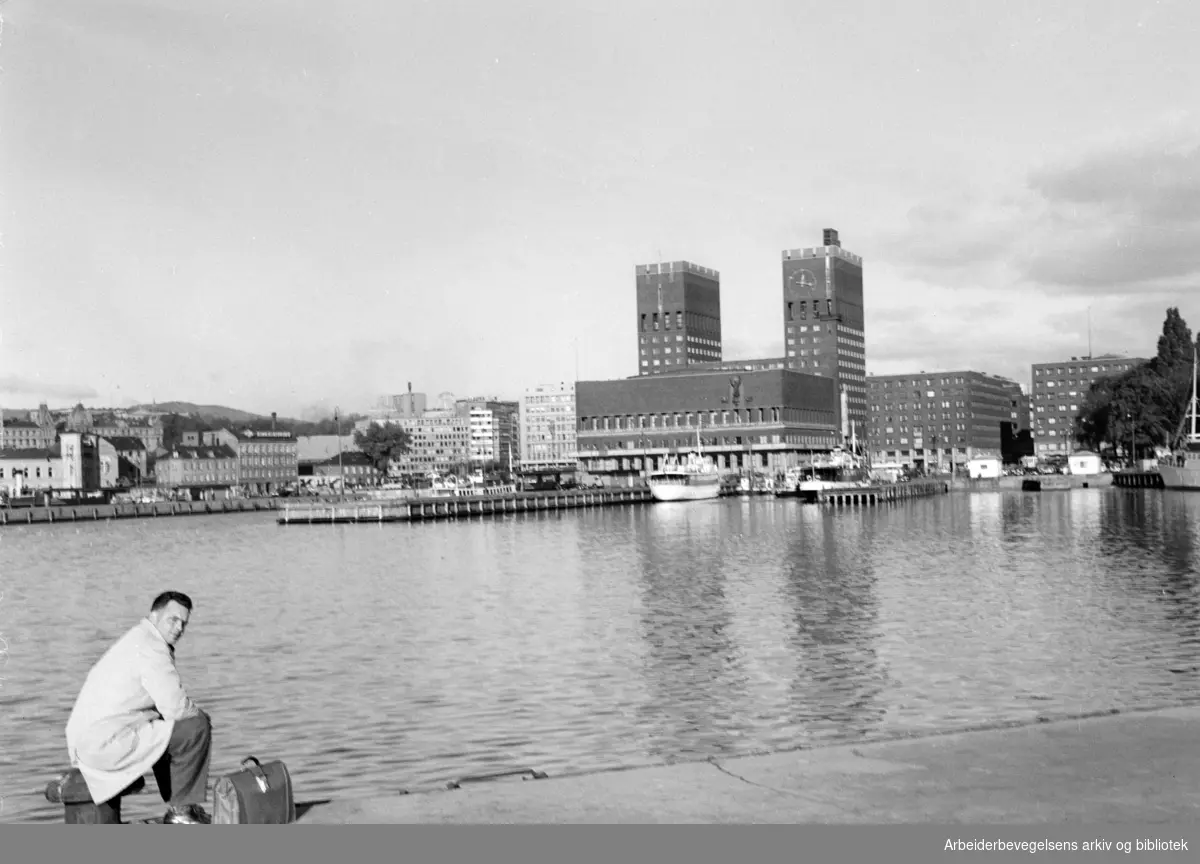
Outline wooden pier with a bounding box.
[278,487,654,525]
[0,496,280,527]
[800,479,949,507]
[1112,471,1164,489]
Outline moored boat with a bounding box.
[648,451,721,501]
[648,419,722,502]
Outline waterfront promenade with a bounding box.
[297,702,1200,823]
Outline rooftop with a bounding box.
[231,429,297,442]
[1032,354,1147,367]
[635,261,720,280]
[627,357,789,379]
[868,370,1022,386]
[161,444,238,460]
[782,245,863,267]
[0,419,44,429]
[0,447,59,459]
[102,435,147,451]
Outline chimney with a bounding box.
[823,228,840,247]
[271,412,277,431]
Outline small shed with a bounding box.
[967,457,1002,479]
[1068,451,1103,476]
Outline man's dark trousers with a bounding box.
[153,711,212,805]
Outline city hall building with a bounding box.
[575,362,840,476]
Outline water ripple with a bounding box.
[2,491,1200,821]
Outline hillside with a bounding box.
[129,402,265,423]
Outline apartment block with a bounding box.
[1030,354,1146,456]
[868,370,1024,468]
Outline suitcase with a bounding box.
[211,756,296,824]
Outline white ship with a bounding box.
[1159,349,1200,491]
[647,423,721,502]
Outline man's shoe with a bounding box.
[163,804,212,824]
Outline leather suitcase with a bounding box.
[211,756,296,824]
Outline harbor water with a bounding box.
[2,488,1199,822]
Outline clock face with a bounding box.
[791,269,816,289]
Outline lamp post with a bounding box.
[335,406,344,501]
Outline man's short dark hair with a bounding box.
[151,591,193,613]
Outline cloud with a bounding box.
[879,190,1034,276]
[1021,135,1200,291]
[882,118,1200,298]
[0,376,99,401]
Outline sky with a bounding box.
[1,0,1198,419]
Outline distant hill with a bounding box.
[129,402,266,424]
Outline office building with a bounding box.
[1030,354,1146,456]
[867,370,1024,469]
[455,397,520,467]
[353,413,471,476]
[520,382,577,471]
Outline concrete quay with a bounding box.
[278,487,653,525]
[0,495,282,526]
[296,703,1200,824]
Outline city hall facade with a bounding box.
[575,362,841,476]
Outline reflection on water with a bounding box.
[2,489,1199,822]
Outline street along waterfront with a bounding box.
[2,488,1198,822]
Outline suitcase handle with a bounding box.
[241,756,271,794]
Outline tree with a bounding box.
[1153,307,1194,371]
[1151,307,1199,450]
[353,422,413,475]
[1073,307,1200,457]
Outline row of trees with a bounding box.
[1073,307,1199,458]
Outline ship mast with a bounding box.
[1190,347,1198,441]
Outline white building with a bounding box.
[354,413,471,476]
[468,408,494,464]
[455,398,520,468]
[519,382,577,471]
[967,456,1002,479]
[1067,450,1103,476]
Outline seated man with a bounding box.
[65,590,213,824]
